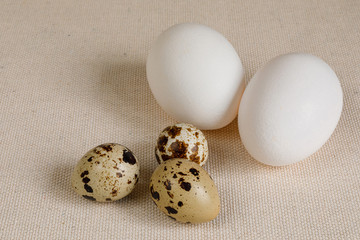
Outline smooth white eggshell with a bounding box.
[147,23,244,130]
[238,53,343,166]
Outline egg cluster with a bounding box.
[147,23,343,167]
[150,123,220,223]
[70,123,219,224]
[70,23,343,225]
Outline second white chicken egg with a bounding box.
[238,53,343,166]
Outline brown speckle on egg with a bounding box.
[189,168,199,176]
[157,136,168,152]
[164,179,172,190]
[169,140,188,158]
[165,206,178,214]
[161,154,172,161]
[180,181,191,191]
[84,184,93,193]
[80,171,89,178]
[83,195,96,201]
[122,149,137,165]
[191,144,198,153]
[82,177,90,183]
[167,126,182,138]
[99,143,113,152]
[150,185,160,201]
[189,154,200,164]
[167,191,174,199]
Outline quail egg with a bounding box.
[155,123,208,166]
[149,158,220,223]
[71,143,140,202]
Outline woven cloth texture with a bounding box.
[0,0,359,239]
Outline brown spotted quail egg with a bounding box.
[155,123,208,166]
[149,158,220,223]
[71,143,140,202]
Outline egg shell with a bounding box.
[71,143,140,202]
[146,23,245,130]
[149,159,220,223]
[155,123,208,166]
[238,53,343,166]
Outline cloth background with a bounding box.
[0,0,359,239]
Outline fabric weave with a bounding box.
[0,0,359,239]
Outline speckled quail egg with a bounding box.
[155,123,208,166]
[71,143,140,202]
[149,158,220,223]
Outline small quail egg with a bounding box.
[155,123,208,166]
[149,158,220,223]
[71,143,140,202]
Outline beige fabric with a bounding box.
[0,0,359,239]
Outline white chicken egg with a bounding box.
[146,23,245,130]
[238,53,343,166]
